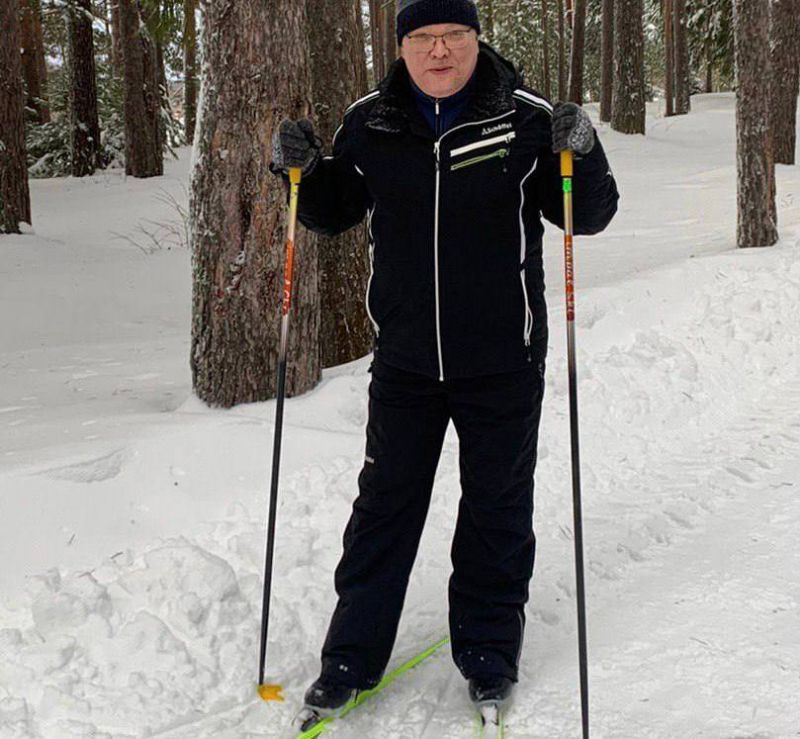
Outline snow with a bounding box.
[1,94,799,738]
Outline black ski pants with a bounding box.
[320,356,545,688]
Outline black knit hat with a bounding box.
[396,0,481,45]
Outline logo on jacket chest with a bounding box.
[480,122,513,136]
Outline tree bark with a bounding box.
[770,0,800,164]
[370,0,385,82]
[664,0,674,116]
[567,0,586,103]
[541,0,551,99]
[67,0,102,176]
[732,0,777,247]
[599,0,614,121]
[307,0,372,368]
[483,0,495,45]
[1,0,31,233]
[611,0,645,134]
[110,0,122,75]
[183,0,198,144]
[119,0,162,177]
[704,35,713,93]
[673,0,690,114]
[557,0,566,100]
[191,0,319,406]
[383,0,397,73]
[19,0,50,123]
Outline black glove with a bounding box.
[270,118,321,176]
[551,102,595,155]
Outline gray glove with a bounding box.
[551,102,595,155]
[271,118,321,175]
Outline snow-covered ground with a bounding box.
[1,94,799,738]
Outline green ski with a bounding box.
[293,636,449,738]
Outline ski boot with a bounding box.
[293,676,357,734]
[469,675,513,738]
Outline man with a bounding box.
[271,0,618,720]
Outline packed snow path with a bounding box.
[1,95,799,737]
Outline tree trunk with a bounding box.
[673,0,690,114]
[119,0,162,177]
[557,0,566,100]
[67,0,102,176]
[383,0,397,73]
[307,0,372,368]
[541,0,551,99]
[704,35,713,93]
[190,0,319,406]
[732,0,777,247]
[599,0,613,121]
[664,0,674,116]
[19,0,50,123]
[483,0,495,45]
[770,0,800,164]
[567,0,586,103]
[1,0,31,233]
[110,0,122,75]
[183,0,198,144]
[611,0,645,134]
[370,0,385,82]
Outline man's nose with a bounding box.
[430,37,450,58]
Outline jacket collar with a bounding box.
[366,42,519,137]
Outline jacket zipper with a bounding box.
[451,147,509,171]
[518,158,539,352]
[450,131,516,158]
[365,205,379,336]
[432,110,516,381]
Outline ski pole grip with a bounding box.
[560,149,574,178]
[289,167,302,185]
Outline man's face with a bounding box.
[400,23,480,99]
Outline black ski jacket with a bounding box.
[295,43,619,380]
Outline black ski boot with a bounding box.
[468,674,514,706]
[469,675,513,738]
[293,676,357,734]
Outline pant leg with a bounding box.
[447,361,545,681]
[321,358,450,688]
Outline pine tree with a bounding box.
[599,0,613,121]
[190,0,319,406]
[67,0,102,176]
[568,0,586,102]
[119,0,162,176]
[664,0,674,116]
[1,0,32,233]
[611,0,645,134]
[110,0,122,76]
[732,0,777,247]
[19,0,51,123]
[308,0,373,368]
[770,0,800,165]
[673,0,690,114]
[557,0,566,99]
[183,0,198,144]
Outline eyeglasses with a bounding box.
[404,29,476,52]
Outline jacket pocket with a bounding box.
[451,147,510,171]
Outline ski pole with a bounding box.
[257,166,303,703]
[561,149,590,738]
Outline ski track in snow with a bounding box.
[1,97,800,738]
